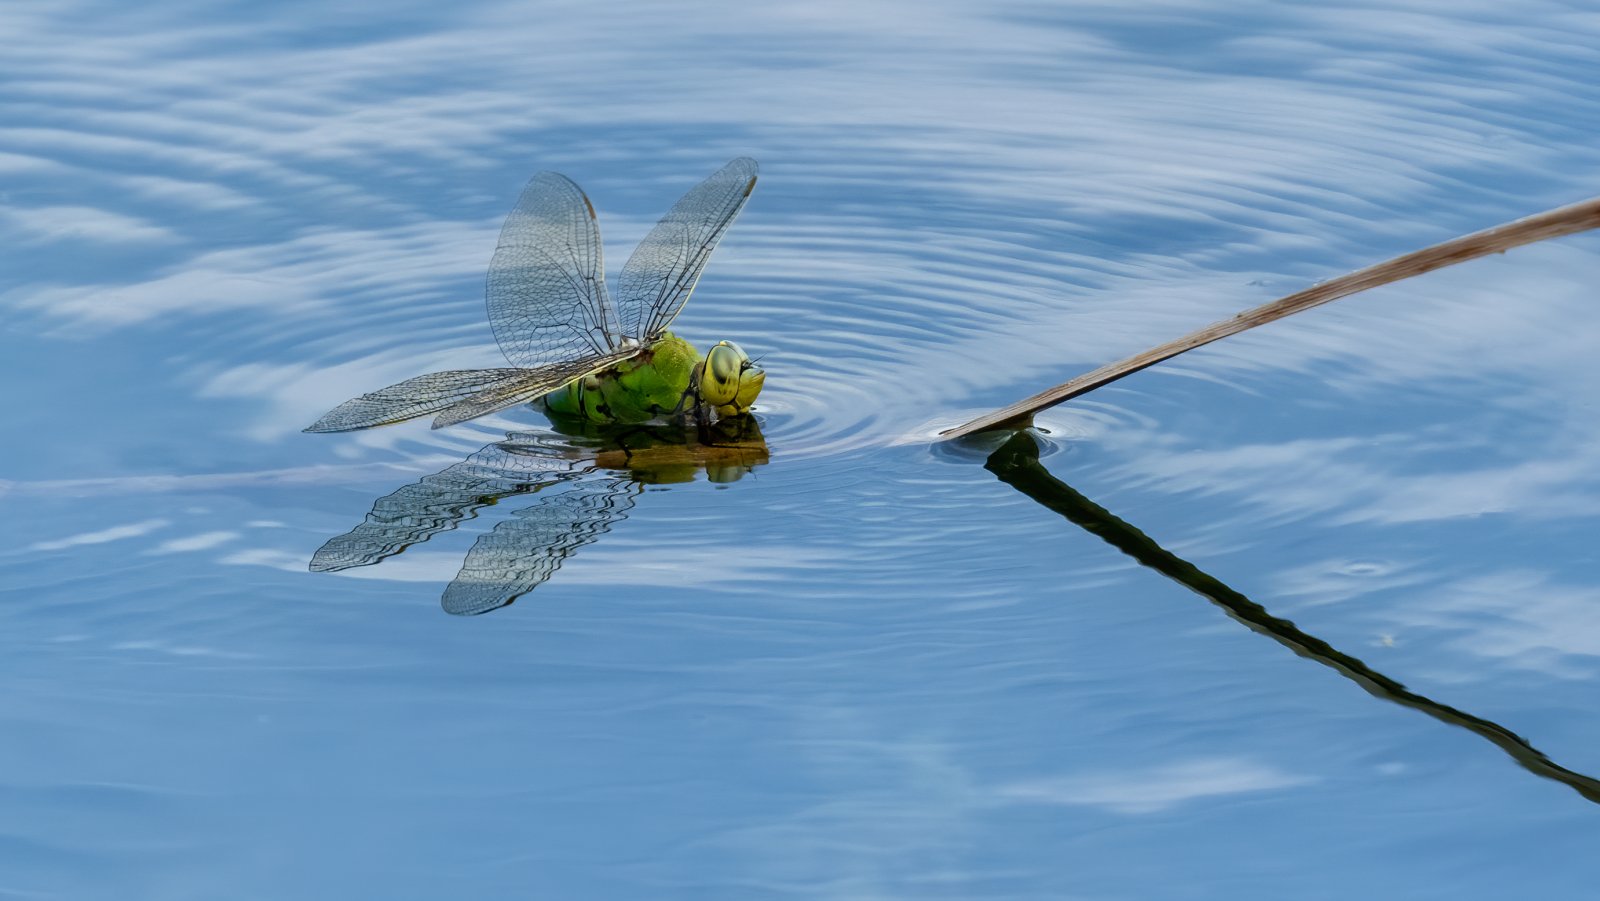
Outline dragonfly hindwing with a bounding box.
[430,349,641,429]
[303,369,530,433]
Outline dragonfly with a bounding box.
[305,157,765,434]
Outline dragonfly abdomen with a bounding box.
[543,332,700,423]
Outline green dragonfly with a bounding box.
[305,157,764,433]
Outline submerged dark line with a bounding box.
[983,431,1600,806]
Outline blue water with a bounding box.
[5,2,1600,897]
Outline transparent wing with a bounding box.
[616,157,758,342]
[441,476,642,616]
[309,435,590,573]
[429,349,639,429]
[304,369,529,433]
[487,171,622,367]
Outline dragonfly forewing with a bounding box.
[487,171,621,367]
[616,157,759,342]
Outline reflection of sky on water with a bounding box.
[5,0,1600,897]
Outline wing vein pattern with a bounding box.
[304,369,530,432]
[308,434,591,572]
[487,171,619,367]
[442,477,642,616]
[616,157,759,342]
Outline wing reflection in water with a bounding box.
[311,418,768,615]
[983,430,1600,806]
[442,473,640,616]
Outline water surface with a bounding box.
[5,2,1600,898]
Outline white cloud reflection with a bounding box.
[1387,570,1600,680]
[996,757,1315,815]
[147,530,240,555]
[27,518,170,552]
[0,205,177,245]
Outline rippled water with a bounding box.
[6,2,1600,898]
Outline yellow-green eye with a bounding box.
[699,340,764,413]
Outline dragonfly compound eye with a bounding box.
[701,340,763,412]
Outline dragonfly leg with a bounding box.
[694,400,715,445]
[609,426,656,462]
[670,390,691,419]
[705,413,754,449]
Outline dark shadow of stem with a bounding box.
[985,430,1600,806]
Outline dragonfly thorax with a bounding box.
[542,333,764,424]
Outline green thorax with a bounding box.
[542,332,700,423]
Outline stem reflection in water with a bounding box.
[984,430,1600,806]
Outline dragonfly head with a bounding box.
[699,340,765,415]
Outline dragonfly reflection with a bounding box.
[311,419,767,615]
[984,430,1600,806]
